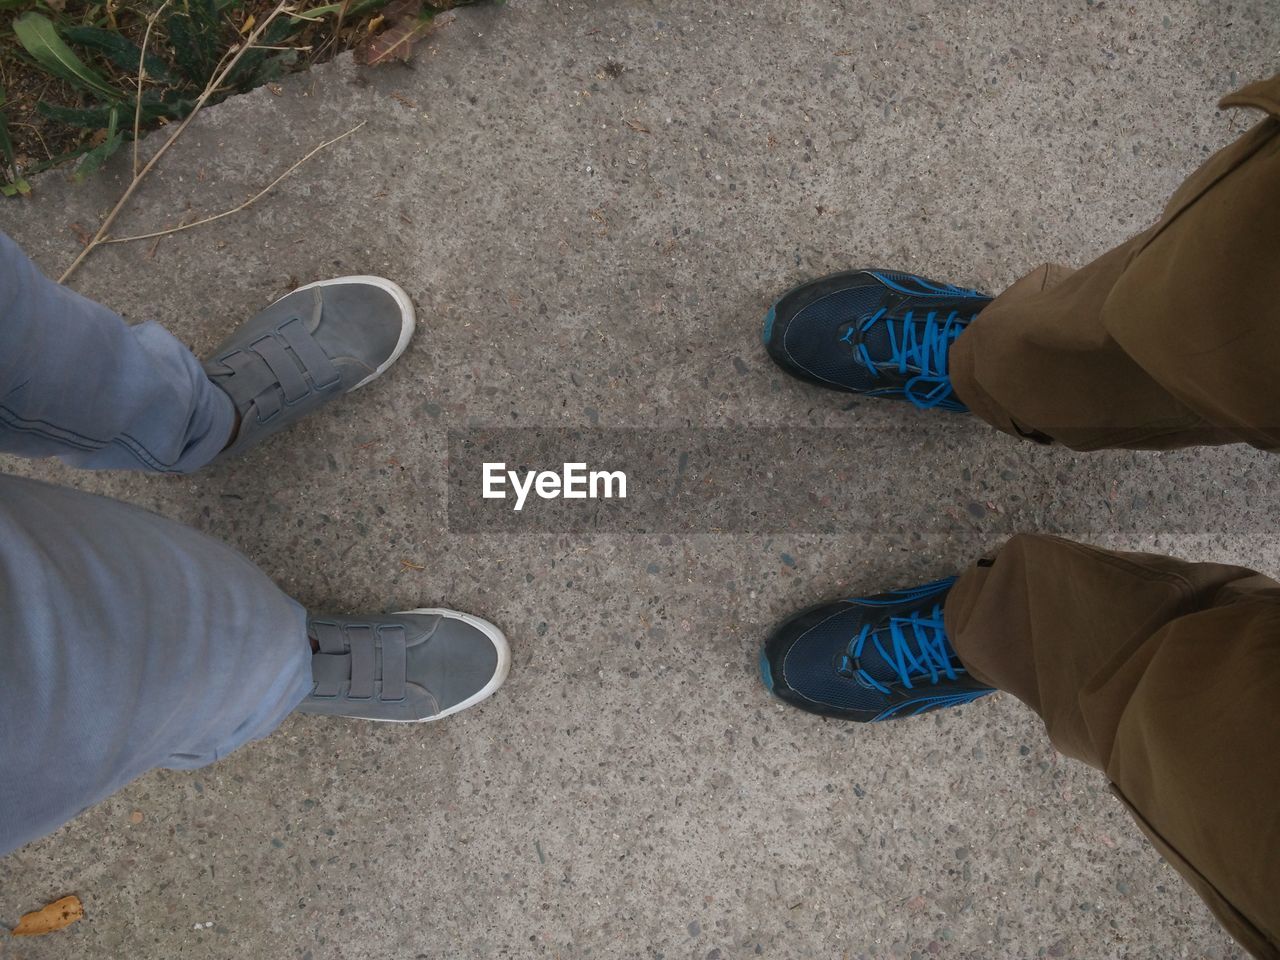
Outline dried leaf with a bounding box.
[12,895,85,936]
[358,3,454,67]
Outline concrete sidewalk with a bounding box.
[1,1,1275,957]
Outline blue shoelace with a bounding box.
[837,602,958,693]
[841,307,972,409]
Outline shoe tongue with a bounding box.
[855,303,970,370]
[853,616,958,688]
[857,317,896,366]
[853,622,911,687]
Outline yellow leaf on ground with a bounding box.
[11,895,84,936]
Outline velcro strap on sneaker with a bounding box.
[207,292,341,421]
[218,347,286,419]
[312,620,346,655]
[310,653,350,698]
[379,625,407,702]
[251,334,311,404]
[278,317,340,389]
[347,625,376,699]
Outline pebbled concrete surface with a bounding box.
[1,1,1277,958]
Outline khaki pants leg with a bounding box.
[945,534,1280,958]
[950,75,1280,451]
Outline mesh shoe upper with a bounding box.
[763,269,991,411]
[761,577,994,722]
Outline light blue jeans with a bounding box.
[0,231,311,857]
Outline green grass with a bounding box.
[0,0,483,194]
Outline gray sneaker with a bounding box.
[297,609,511,722]
[204,276,415,460]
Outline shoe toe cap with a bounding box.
[310,278,415,381]
[761,601,883,720]
[764,273,883,389]
[406,611,509,714]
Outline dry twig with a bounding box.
[133,0,173,177]
[60,0,293,283]
[102,121,365,244]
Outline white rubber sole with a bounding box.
[389,608,512,723]
[284,275,417,390]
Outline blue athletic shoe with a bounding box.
[762,269,991,411]
[760,577,994,722]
